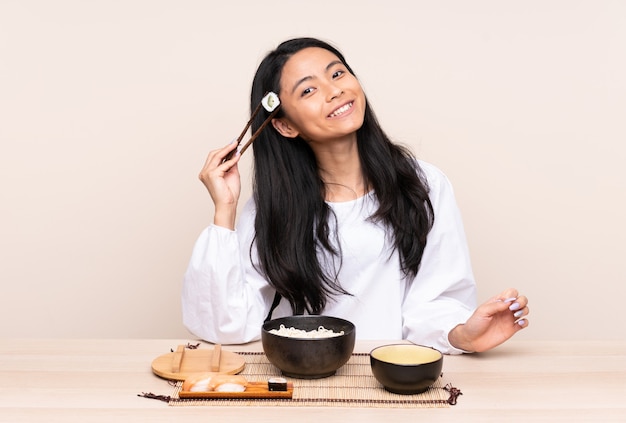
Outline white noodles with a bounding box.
[269,324,344,338]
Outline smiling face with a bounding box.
[271,47,366,145]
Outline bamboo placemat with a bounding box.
[168,352,459,408]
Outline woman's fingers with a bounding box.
[205,140,239,169]
[502,294,529,327]
[197,139,243,208]
[199,141,239,179]
[218,139,240,162]
[482,289,530,328]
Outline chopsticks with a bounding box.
[210,344,222,372]
[222,92,281,162]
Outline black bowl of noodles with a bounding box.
[261,315,356,379]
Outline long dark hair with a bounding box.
[249,38,434,315]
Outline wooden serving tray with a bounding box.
[151,345,246,381]
[178,381,294,399]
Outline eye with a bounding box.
[332,70,344,79]
[301,87,315,97]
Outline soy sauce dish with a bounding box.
[369,344,443,394]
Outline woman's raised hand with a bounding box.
[198,140,242,229]
[448,288,530,353]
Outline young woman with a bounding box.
[182,38,529,354]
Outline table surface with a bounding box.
[1,338,625,422]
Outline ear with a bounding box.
[271,118,300,139]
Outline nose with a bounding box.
[326,83,343,102]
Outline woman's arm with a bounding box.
[181,201,275,344]
[401,161,477,354]
[402,161,529,354]
[182,140,274,343]
[197,140,241,230]
[448,289,529,352]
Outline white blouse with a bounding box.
[182,161,476,354]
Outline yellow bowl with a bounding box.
[370,344,443,394]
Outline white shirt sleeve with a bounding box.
[181,200,274,344]
[401,161,477,354]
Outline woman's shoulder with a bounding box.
[415,159,452,189]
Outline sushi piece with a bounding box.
[182,372,248,393]
[261,91,280,112]
[267,376,288,391]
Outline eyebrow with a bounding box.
[290,60,344,94]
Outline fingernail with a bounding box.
[514,310,524,318]
[503,297,517,303]
[509,302,521,311]
[228,138,237,145]
[518,319,526,326]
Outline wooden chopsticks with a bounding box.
[222,92,281,162]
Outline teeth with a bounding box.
[329,102,352,117]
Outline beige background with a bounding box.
[1,1,624,341]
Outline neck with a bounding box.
[323,180,367,202]
[313,140,366,202]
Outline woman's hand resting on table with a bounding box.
[198,140,242,230]
[448,288,530,353]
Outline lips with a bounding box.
[328,101,353,118]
